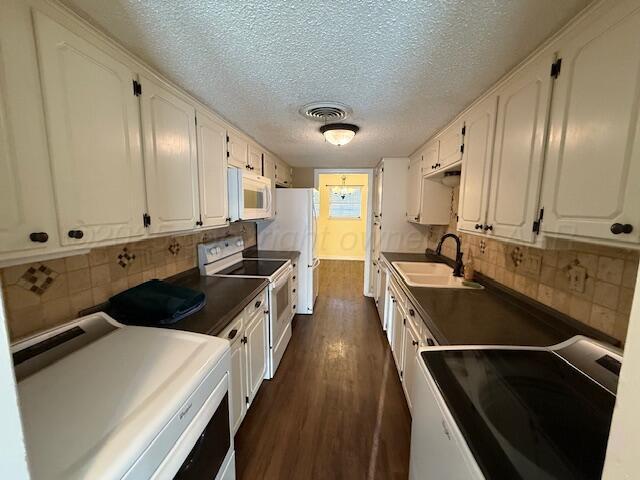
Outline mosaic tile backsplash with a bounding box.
[428,187,639,343]
[1,223,256,341]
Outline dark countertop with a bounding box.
[243,247,300,262]
[382,252,618,347]
[106,269,269,337]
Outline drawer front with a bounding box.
[406,302,423,337]
[218,313,243,344]
[245,289,267,317]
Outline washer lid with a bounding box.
[18,325,228,480]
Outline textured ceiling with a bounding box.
[60,0,591,167]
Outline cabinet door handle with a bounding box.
[409,308,415,317]
[228,329,238,340]
[412,340,419,347]
[611,223,633,234]
[293,275,296,280]
[292,288,296,293]
[483,224,493,231]
[68,230,84,239]
[254,300,262,308]
[195,220,203,226]
[475,224,483,230]
[427,338,435,346]
[29,232,49,243]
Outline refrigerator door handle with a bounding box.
[309,258,320,269]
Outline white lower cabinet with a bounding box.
[220,289,269,435]
[401,319,420,412]
[33,11,146,246]
[390,292,405,371]
[140,75,200,234]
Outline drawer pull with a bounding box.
[611,223,633,234]
[68,229,84,239]
[409,308,415,317]
[228,329,238,340]
[412,340,419,347]
[427,338,435,346]
[293,288,296,293]
[254,300,262,308]
[29,232,49,243]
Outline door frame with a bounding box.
[313,168,374,297]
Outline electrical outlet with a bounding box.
[568,265,587,293]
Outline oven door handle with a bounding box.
[272,266,293,290]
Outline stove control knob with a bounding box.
[215,246,222,254]
[235,239,243,247]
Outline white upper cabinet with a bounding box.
[248,144,263,174]
[406,154,423,222]
[457,95,498,234]
[262,152,276,184]
[33,12,146,246]
[435,120,464,171]
[140,75,199,233]
[542,3,640,245]
[275,159,292,187]
[196,110,228,228]
[0,21,57,255]
[485,54,554,243]
[227,132,248,170]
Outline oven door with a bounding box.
[270,266,293,345]
[241,171,272,220]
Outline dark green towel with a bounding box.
[109,279,206,325]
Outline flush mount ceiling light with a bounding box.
[320,123,360,146]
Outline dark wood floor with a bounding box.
[235,260,411,479]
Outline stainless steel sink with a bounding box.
[392,261,483,289]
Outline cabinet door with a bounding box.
[140,75,199,233]
[542,5,640,244]
[230,334,247,434]
[437,120,464,169]
[486,55,554,243]
[401,323,420,412]
[248,145,263,174]
[262,152,276,183]
[196,110,228,228]
[245,311,267,406]
[33,12,146,245]
[227,132,248,169]
[391,299,405,372]
[457,95,498,234]
[0,29,57,254]
[375,165,384,217]
[406,154,423,222]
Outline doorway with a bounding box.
[314,169,374,296]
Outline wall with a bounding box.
[292,167,315,188]
[429,187,638,343]
[0,223,256,341]
[317,174,368,261]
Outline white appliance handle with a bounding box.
[309,258,320,269]
[272,264,293,290]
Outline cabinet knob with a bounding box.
[195,220,203,226]
[412,340,419,347]
[611,223,633,235]
[254,300,262,308]
[29,232,49,243]
[228,328,238,340]
[68,230,84,239]
[483,224,493,231]
[427,338,435,346]
[474,224,483,230]
[293,288,296,293]
[293,275,296,280]
[409,308,415,317]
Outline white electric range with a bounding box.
[198,236,294,379]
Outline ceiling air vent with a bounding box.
[299,102,352,122]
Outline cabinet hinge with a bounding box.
[400,370,403,379]
[194,115,197,126]
[460,144,465,154]
[143,213,151,228]
[226,135,230,143]
[532,207,544,234]
[245,395,249,405]
[132,80,142,96]
[461,125,466,136]
[550,58,562,79]
[403,318,406,326]
[227,151,230,158]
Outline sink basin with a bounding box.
[392,262,483,289]
[392,261,453,276]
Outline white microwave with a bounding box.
[228,167,273,221]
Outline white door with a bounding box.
[436,120,464,170]
[230,332,247,434]
[457,95,498,234]
[406,154,423,222]
[33,12,146,245]
[245,311,267,406]
[0,30,57,254]
[196,110,228,228]
[248,145,263,174]
[228,132,248,169]
[401,322,420,413]
[486,54,554,243]
[140,75,199,233]
[542,5,640,244]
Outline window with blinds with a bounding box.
[329,187,362,219]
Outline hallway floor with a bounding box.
[235,260,411,479]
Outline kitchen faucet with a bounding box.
[435,233,464,277]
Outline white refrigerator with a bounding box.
[257,188,319,314]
